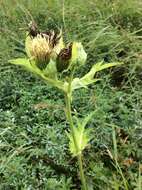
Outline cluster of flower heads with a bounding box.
[10,22,121,92]
[25,22,87,74]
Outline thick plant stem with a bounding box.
[65,84,88,190]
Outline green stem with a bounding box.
[65,78,88,190]
[78,154,88,190]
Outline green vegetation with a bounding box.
[0,0,142,189]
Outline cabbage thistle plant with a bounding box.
[9,23,122,190]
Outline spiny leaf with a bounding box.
[9,58,65,91]
[71,77,101,90]
[67,112,95,157]
[79,111,96,129]
[81,61,123,82]
[9,58,41,74]
[71,61,123,90]
[67,126,91,156]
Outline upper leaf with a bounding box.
[81,61,123,82]
[9,58,65,91]
[71,61,123,90]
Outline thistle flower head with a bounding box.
[25,25,64,70]
[30,34,52,64]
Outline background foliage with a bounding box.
[0,0,142,189]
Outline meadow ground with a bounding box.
[0,0,142,189]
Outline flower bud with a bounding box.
[56,43,72,72]
[71,42,87,67]
[56,42,87,72]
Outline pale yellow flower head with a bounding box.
[25,29,64,69]
[30,34,52,63]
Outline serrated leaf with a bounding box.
[71,61,123,90]
[71,77,100,90]
[81,61,123,82]
[67,112,95,157]
[9,58,34,71]
[67,126,91,156]
[79,111,96,129]
[9,58,44,75]
[9,58,65,91]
